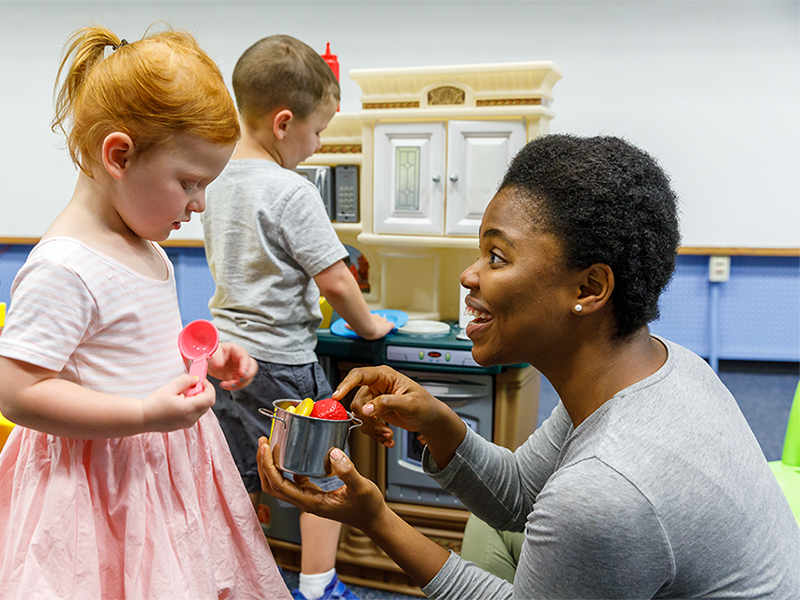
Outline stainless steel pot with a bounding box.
[259,399,362,477]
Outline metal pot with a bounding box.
[259,399,362,477]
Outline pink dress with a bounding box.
[0,239,290,599]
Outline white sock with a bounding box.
[298,568,336,600]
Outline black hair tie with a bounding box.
[113,39,129,51]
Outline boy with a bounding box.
[202,35,394,600]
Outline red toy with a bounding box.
[310,398,347,420]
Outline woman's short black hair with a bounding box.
[499,134,681,338]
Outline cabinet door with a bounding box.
[374,122,446,235]
[445,120,526,236]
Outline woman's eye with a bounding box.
[489,252,503,265]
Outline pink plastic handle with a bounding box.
[186,358,208,396]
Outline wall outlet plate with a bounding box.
[709,255,731,282]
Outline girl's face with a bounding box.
[279,98,338,171]
[116,134,234,241]
[460,188,579,368]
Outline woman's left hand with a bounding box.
[207,343,257,391]
[257,436,388,532]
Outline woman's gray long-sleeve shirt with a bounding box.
[421,337,800,599]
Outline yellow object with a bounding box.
[0,410,15,451]
[319,297,333,329]
[296,397,315,417]
[0,302,5,329]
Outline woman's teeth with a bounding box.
[464,306,492,323]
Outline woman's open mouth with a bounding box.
[463,305,493,325]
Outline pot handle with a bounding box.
[258,407,287,426]
[349,415,363,432]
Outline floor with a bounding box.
[280,360,799,599]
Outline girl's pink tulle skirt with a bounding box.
[0,411,290,599]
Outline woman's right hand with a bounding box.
[141,374,215,432]
[332,366,467,469]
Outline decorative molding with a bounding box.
[427,86,465,105]
[362,101,420,109]
[318,144,362,154]
[476,98,542,106]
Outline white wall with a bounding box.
[0,0,797,248]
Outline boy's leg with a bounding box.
[300,512,341,573]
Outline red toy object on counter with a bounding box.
[321,42,339,81]
[310,398,348,420]
[321,42,340,112]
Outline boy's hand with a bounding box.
[207,343,258,391]
[363,314,395,340]
[142,374,215,432]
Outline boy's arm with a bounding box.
[314,260,394,340]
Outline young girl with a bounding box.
[0,25,290,599]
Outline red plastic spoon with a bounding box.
[178,319,219,396]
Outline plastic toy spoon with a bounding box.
[178,319,219,396]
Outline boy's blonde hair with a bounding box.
[52,24,240,176]
[232,34,340,127]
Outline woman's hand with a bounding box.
[257,437,387,531]
[332,365,467,469]
[207,342,257,391]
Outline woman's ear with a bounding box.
[273,109,293,140]
[574,264,614,315]
[101,132,135,180]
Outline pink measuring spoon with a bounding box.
[178,319,219,396]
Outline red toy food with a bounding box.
[310,398,348,420]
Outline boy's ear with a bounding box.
[273,109,293,140]
[574,263,614,315]
[101,132,135,180]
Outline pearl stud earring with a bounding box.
[574,304,583,313]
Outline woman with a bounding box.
[258,134,800,599]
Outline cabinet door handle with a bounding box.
[432,175,441,183]
[449,174,459,182]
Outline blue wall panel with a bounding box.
[2,245,799,363]
[717,257,800,361]
[651,255,711,357]
[166,247,216,326]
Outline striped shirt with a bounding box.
[0,237,185,398]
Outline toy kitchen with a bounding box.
[262,59,562,596]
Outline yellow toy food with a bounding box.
[296,397,315,417]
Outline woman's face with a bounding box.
[460,188,579,368]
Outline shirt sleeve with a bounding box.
[423,403,574,531]
[422,551,513,600]
[0,255,94,372]
[514,458,673,598]
[423,459,673,600]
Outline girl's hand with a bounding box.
[207,343,258,391]
[141,374,215,432]
[257,437,388,531]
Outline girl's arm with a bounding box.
[0,355,214,439]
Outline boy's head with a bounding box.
[232,34,340,128]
